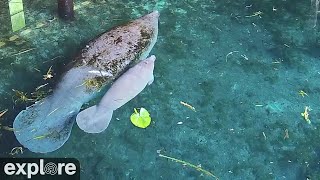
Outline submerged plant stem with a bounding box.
[158,154,219,179]
[11,48,35,56]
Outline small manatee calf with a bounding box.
[76,55,156,133]
[13,11,159,153]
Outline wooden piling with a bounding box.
[58,0,74,20]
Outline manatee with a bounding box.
[76,55,156,133]
[13,11,159,153]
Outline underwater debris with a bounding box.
[11,48,35,56]
[284,129,289,139]
[225,51,239,62]
[8,35,19,41]
[262,132,267,140]
[12,89,35,104]
[245,11,263,18]
[0,41,6,47]
[298,90,308,97]
[43,56,63,64]
[1,126,14,131]
[0,109,14,132]
[14,40,26,46]
[35,22,46,29]
[9,147,23,156]
[272,6,277,11]
[35,83,49,91]
[31,90,51,102]
[33,68,41,72]
[180,101,196,112]
[301,106,311,124]
[20,28,31,35]
[0,109,8,118]
[43,66,54,80]
[158,153,218,179]
[30,83,52,102]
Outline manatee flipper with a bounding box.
[13,67,96,153]
[76,105,113,133]
[13,96,81,153]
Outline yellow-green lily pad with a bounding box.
[130,108,151,128]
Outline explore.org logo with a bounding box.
[0,158,80,180]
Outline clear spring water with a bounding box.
[0,0,320,179]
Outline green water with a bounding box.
[1,0,320,179]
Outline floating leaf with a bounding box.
[130,108,151,128]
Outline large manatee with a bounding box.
[13,11,159,153]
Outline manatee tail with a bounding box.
[13,95,81,153]
[76,105,113,133]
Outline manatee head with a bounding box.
[138,55,156,70]
[133,11,159,47]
